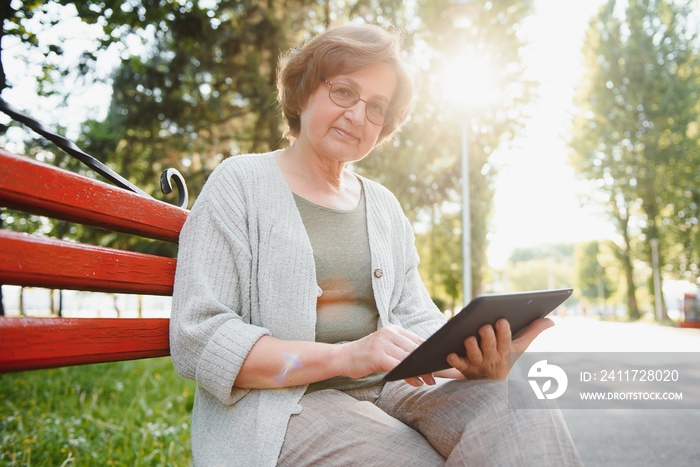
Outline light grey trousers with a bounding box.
[278,378,582,466]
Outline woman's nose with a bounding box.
[344,100,366,125]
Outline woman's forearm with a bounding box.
[234,336,345,389]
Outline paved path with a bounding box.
[526,317,700,466]
[528,315,700,353]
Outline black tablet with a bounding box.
[384,288,573,381]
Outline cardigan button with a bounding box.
[373,269,383,278]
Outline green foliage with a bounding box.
[416,209,463,310]
[504,258,574,294]
[0,209,45,235]
[0,358,195,466]
[510,243,574,264]
[2,0,537,297]
[570,0,700,317]
[1,2,48,92]
[574,240,617,302]
[501,243,576,296]
[360,0,536,298]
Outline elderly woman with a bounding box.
[171,23,581,466]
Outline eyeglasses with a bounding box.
[322,80,391,126]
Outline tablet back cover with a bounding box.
[384,288,573,381]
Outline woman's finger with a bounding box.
[512,318,554,353]
[478,324,497,354]
[403,376,425,387]
[419,372,436,385]
[495,318,512,353]
[390,325,426,346]
[447,353,469,374]
[464,335,483,365]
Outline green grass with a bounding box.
[0,357,195,466]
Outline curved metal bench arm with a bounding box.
[0,97,188,208]
[160,168,189,210]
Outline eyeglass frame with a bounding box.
[321,79,392,126]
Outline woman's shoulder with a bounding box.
[193,151,281,210]
[202,152,278,190]
[215,151,277,177]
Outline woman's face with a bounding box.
[298,61,397,165]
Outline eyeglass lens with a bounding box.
[327,82,389,126]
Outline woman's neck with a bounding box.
[277,146,361,210]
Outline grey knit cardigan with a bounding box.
[170,152,447,466]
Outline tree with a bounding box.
[505,259,574,294]
[2,1,404,231]
[511,243,575,264]
[415,209,463,312]
[570,0,700,319]
[2,0,537,309]
[3,2,405,200]
[504,243,575,295]
[359,0,536,301]
[574,240,616,307]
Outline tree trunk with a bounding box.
[0,0,11,92]
[113,294,121,318]
[619,218,640,320]
[58,290,63,318]
[646,214,669,321]
[19,286,25,316]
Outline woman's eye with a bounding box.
[369,102,387,116]
[333,86,355,98]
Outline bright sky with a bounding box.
[487,0,614,267]
[1,4,115,143]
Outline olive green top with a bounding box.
[293,188,385,392]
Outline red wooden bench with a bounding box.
[0,148,188,372]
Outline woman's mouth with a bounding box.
[333,127,359,141]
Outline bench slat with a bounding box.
[0,149,187,242]
[0,317,170,372]
[0,230,176,295]
[0,150,182,372]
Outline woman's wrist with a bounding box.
[337,341,356,378]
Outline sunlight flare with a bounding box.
[442,54,496,110]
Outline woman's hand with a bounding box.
[339,326,436,387]
[446,318,554,380]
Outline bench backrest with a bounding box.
[0,149,188,372]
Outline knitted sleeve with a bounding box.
[169,163,271,406]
